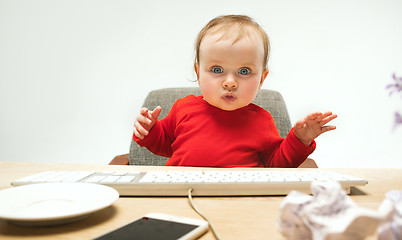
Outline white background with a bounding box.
[1,0,401,167]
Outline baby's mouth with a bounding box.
[222,92,237,103]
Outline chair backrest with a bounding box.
[129,87,292,165]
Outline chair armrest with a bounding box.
[298,158,318,168]
[109,154,129,165]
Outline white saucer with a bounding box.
[0,182,119,226]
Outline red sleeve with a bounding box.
[262,128,316,168]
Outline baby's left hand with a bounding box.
[294,112,337,145]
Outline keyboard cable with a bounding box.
[187,188,222,240]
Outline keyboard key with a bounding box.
[14,171,55,183]
[85,175,105,183]
[116,176,136,183]
[100,176,121,184]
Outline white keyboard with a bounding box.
[11,170,367,196]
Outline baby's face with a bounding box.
[196,31,268,111]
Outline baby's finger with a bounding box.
[320,113,338,126]
[308,111,333,124]
[134,121,149,137]
[133,122,146,139]
[307,112,322,120]
[150,106,162,120]
[294,119,307,129]
[133,127,144,139]
[322,111,334,117]
[319,112,335,121]
[321,125,337,133]
[140,107,150,117]
[136,113,152,125]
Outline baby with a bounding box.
[133,15,337,167]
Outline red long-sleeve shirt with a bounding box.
[134,95,315,167]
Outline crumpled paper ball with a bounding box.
[277,181,394,240]
[377,190,402,240]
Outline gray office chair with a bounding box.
[110,87,317,167]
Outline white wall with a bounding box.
[1,0,401,167]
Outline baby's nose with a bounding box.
[222,77,238,90]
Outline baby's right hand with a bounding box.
[133,106,162,139]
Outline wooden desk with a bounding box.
[0,161,401,240]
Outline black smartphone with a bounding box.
[93,213,209,240]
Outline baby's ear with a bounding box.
[260,69,269,87]
[194,63,200,80]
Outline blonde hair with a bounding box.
[195,15,270,70]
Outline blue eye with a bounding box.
[238,68,250,75]
[212,67,223,74]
